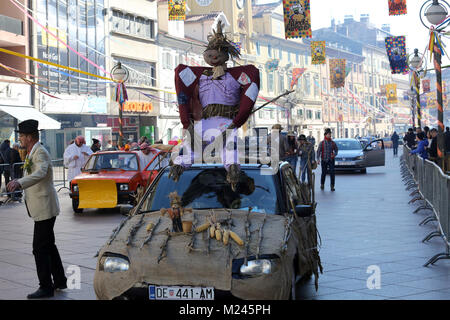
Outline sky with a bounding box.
[256,0,450,65]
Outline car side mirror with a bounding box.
[289,205,313,217]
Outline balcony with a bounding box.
[0,14,23,36]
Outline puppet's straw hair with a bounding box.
[205,21,240,59]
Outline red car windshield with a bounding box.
[84,153,139,171]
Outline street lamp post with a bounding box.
[408,48,426,129]
[420,0,449,168]
[111,62,129,149]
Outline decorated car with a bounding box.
[93,162,322,300]
[69,147,171,213]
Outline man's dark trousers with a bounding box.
[33,217,67,289]
[321,159,335,186]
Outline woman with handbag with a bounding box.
[298,134,316,185]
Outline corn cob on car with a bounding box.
[93,163,322,300]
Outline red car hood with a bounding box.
[72,170,138,183]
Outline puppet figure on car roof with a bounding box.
[169,22,260,191]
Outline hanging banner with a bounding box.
[386,84,398,104]
[329,59,346,89]
[169,0,186,21]
[385,36,408,74]
[230,41,242,54]
[265,59,279,72]
[290,68,306,89]
[283,0,312,39]
[311,41,326,64]
[422,79,431,93]
[388,0,407,16]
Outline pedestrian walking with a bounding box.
[0,140,12,195]
[298,134,316,184]
[63,136,91,183]
[410,132,429,160]
[285,131,298,173]
[7,120,67,299]
[317,128,338,191]
[391,131,399,157]
[306,132,316,148]
[269,124,289,163]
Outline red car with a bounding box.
[69,150,169,213]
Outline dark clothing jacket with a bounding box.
[403,132,416,149]
[428,137,438,158]
[445,131,450,153]
[10,148,23,179]
[391,133,399,147]
[0,142,12,173]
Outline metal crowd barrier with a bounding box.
[402,145,450,266]
[0,159,68,205]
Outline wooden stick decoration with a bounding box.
[126,214,146,246]
[256,214,267,260]
[157,228,171,264]
[107,215,132,245]
[187,212,197,252]
[243,207,252,266]
[250,90,295,115]
[140,217,161,249]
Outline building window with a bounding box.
[306,110,313,119]
[315,111,321,120]
[296,53,299,64]
[313,76,319,96]
[279,49,282,60]
[268,72,274,92]
[288,52,291,62]
[112,9,156,40]
[259,69,263,91]
[259,110,264,119]
[278,73,284,93]
[256,42,260,55]
[268,44,272,57]
[297,109,303,118]
[304,55,308,65]
[162,52,172,69]
[305,74,311,95]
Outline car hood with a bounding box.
[94,209,288,299]
[73,171,138,182]
[335,150,363,158]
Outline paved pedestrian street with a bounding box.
[0,149,448,300]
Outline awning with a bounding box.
[0,106,61,130]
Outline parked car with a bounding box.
[334,138,385,173]
[93,162,322,300]
[69,149,170,213]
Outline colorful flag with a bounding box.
[385,36,408,74]
[422,79,431,93]
[388,0,407,16]
[329,59,346,89]
[386,84,398,104]
[283,0,311,39]
[169,0,186,21]
[265,59,279,72]
[311,41,325,64]
[290,68,306,89]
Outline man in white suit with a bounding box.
[64,136,91,182]
[7,120,67,299]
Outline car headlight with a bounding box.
[100,256,129,273]
[355,155,364,160]
[119,184,129,191]
[239,259,275,276]
[72,185,78,192]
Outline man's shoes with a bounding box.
[331,186,335,192]
[27,287,54,299]
[320,184,324,190]
[53,281,67,290]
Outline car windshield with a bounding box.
[142,167,280,214]
[84,153,139,171]
[335,140,363,150]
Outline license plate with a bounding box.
[149,285,214,300]
[338,161,355,166]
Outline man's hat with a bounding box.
[92,138,100,144]
[16,119,39,134]
[298,134,307,141]
[272,124,283,130]
[324,128,332,135]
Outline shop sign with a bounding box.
[123,101,154,114]
[0,82,31,106]
[40,95,107,114]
